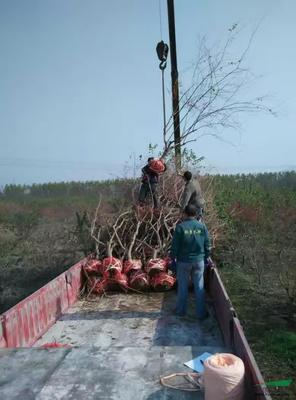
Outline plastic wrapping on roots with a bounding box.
[108,271,128,291]
[102,257,122,272]
[102,257,123,279]
[123,259,142,275]
[83,258,103,274]
[87,276,107,295]
[145,258,168,276]
[85,257,175,294]
[129,270,150,291]
[150,272,176,291]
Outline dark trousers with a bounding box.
[138,182,159,208]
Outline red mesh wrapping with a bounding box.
[129,271,150,291]
[149,159,165,173]
[123,259,142,275]
[83,259,103,275]
[146,258,167,276]
[87,276,108,295]
[150,272,176,291]
[108,271,128,291]
[102,257,122,278]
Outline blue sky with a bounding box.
[0,0,295,185]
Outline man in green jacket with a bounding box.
[170,204,211,319]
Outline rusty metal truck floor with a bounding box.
[0,291,230,399]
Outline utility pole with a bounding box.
[167,0,181,170]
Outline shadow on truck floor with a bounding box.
[58,310,161,320]
[152,290,223,347]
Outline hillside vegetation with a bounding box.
[213,171,296,399]
[0,179,136,311]
[0,171,295,398]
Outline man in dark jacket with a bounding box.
[138,158,165,208]
[170,204,211,319]
[179,171,205,219]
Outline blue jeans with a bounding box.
[176,260,206,318]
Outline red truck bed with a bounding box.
[0,260,271,399]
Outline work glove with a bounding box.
[205,257,214,268]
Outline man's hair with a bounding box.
[184,204,197,217]
[183,171,192,181]
[147,157,154,163]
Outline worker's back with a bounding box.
[171,218,210,262]
[184,178,205,208]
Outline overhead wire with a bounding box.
[158,0,163,39]
[157,1,168,152]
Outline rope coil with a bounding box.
[160,372,203,392]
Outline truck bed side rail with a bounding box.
[207,266,272,400]
[0,259,84,348]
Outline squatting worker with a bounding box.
[138,157,166,209]
[170,204,211,320]
[179,171,205,219]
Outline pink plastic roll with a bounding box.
[204,353,245,400]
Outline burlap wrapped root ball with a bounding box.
[204,353,245,400]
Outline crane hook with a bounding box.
[156,40,169,70]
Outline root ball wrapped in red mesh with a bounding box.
[83,259,103,275]
[123,259,142,276]
[102,257,122,278]
[150,272,176,291]
[108,271,128,291]
[146,258,167,276]
[129,271,150,291]
[87,276,108,295]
